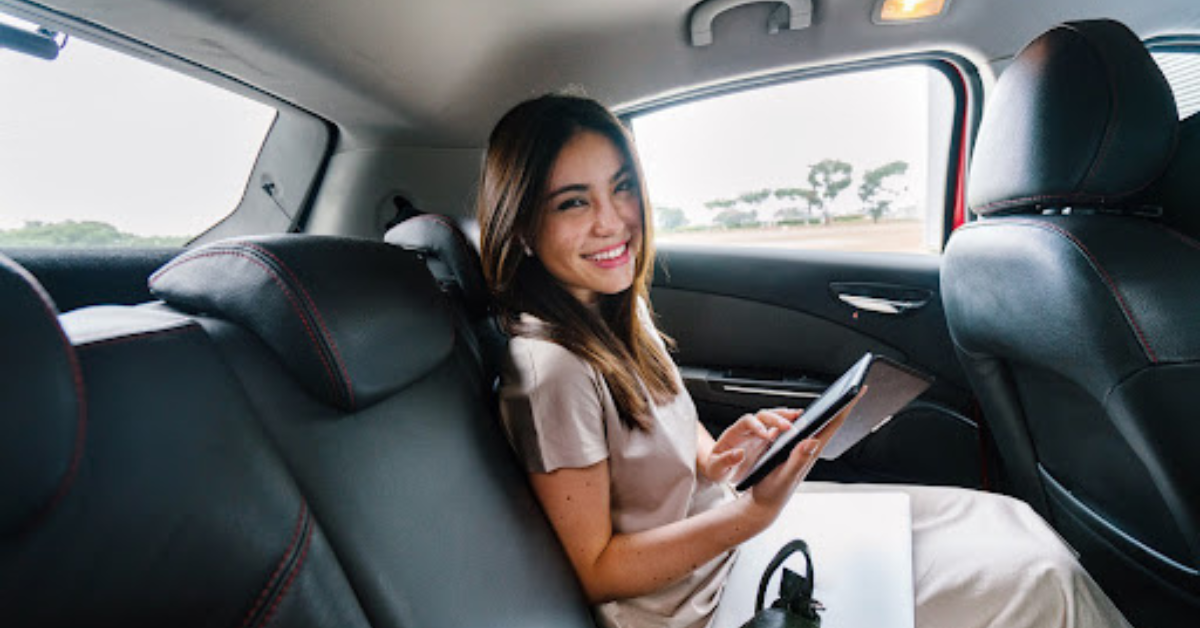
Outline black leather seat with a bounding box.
[1,236,594,627]
[0,252,369,627]
[941,19,1200,626]
[149,235,591,628]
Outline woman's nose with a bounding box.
[592,194,624,234]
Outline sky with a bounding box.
[631,65,942,227]
[0,13,275,237]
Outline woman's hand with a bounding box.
[699,408,800,484]
[742,395,862,526]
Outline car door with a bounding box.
[631,59,987,489]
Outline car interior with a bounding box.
[1,0,1197,626]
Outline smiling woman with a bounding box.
[476,92,1135,628]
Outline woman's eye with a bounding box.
[614,178,635,194]
[557,197,587,211]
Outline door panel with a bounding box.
[651,244,982,488]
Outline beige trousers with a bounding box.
[713,482,1133,628]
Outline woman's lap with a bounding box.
[715,483,1131,628]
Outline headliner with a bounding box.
[7,0,1199,147]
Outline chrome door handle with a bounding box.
[836,294,925,315]
[829,282,932,316]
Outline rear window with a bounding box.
[629,63,957,255]
[1151,48,1200,119]
[0,11,276,248]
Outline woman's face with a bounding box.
[533,130,643,307]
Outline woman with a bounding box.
[477,93,1130,628]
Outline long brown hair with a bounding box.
[478,93,679,430]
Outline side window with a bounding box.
[1150,46,1200,119]
[0,11,276,248]
[629,64,957,254]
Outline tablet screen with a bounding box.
[733,353,932,491]
[733,354,873,491]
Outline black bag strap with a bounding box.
[754,539,815,612]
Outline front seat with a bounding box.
[941,20,1199,626]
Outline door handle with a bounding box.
[829,282,932,316]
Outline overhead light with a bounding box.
[873,0,949,24]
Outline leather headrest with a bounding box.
[1147,113,1200,239]
[969,20,1178,216]
[0,254,85,538]
[384,214,489,319]
[150,236,456,411]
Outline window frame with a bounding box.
[0,0,336,249]
[618,52,983,253]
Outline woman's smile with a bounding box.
[584,241,631,267]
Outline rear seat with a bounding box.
[0,235,594,627]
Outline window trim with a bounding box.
[0,0,336,246]
[617,52,983,253]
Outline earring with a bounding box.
[522,242,533,257]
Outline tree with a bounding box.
[858,160,910,223]
[806,159,854,225]
[711,208,759,229]
[703,198,737,212]
[773,187,820,224]
[0,220,188,248]
[734,189,771,225]
[654,205,688,232]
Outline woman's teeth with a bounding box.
[587,243,626,261]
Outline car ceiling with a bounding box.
[8,0,1200,148]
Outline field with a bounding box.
[656,220,933,254]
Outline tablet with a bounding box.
[733,353,933,491]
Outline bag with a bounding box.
[738,539,824,628]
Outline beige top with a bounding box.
[498,313,736,628]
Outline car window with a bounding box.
[629,64,957,254]
[1151,48,1200,119]
[0,11,276,248]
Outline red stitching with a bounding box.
[1160,224,1200,251]
[416,214,478,258]
[259,511,314,628]
[152,250,343,403]
[1,257,88,534]
[994,219,1158,363]
[240,243,356,410]
[240,502,307,628]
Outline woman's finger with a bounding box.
[756,410,794,434]
[707,447,746,480]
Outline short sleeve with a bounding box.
[499,337,610,474]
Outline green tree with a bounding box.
[807,159,854,225]
[711,208,759,229]
[654,205,688,232]
[773,187,820,224]
[735,189,771,224]
[0,220,188,248]
[858,160,910,223]
[703,198,737,211]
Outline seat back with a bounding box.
[0,253,370,627]
[2,235,594,627]
[941,20,1200,626]
[150,235,591,628]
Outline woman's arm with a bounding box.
[530,423,826,604]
